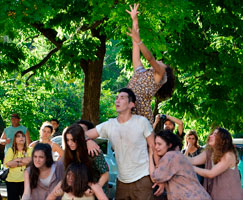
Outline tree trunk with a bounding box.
[0,115,5,134]
[80,28,106,125]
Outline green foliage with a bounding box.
[0,0,242,143]
[99,83,116,122]
[0,71,83,140]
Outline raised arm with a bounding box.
[166,115,183,135]
[0,131,10,145]
[52,143,64,160]
[126,3,143,70]
[128,26,166,79]
[153,114,161,130]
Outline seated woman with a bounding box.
[189,127,243,200]
[30,122,63,160]
[63,124,109,196]
[149,130,211,200]
[182,131,204,183]
[4,131,32,200]
[126,3,175,124]
[47,162,108,200]
[22,143,64,200]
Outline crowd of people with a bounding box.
[0,3,242,200]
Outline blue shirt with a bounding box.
[4,125,27,154]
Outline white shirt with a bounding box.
[96,115,153,183]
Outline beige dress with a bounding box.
[203,150,243,200]
[128,67,166,124]
[152,151,211,200]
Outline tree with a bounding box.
[1,0,242,137]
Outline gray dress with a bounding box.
[203,150,243,200]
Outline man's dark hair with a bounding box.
[164,119,175,127]
[118,88,136,103]
[51,119,59,124]
[75,120,94,130]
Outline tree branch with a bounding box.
[31,23,65,48]
[78,19,106,32]
[25,71,36,86]
[21,47,59,76]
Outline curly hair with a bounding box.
[155,65,175,100]
[207,127,238,165]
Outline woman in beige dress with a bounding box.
[189,127,243,200]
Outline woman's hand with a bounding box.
[127,26,141,44]
[152,183,165,197]
[46,181,63,200]
[187,143,194,150]
[84,188,94,196]
[126,3,139,21]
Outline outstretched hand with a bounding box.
[126,3,139,20]
[127,26,141,44]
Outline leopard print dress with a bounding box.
[128,67,167,124]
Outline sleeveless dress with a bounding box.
[203,150,243,200]
[128,67,167,124]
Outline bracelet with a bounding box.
[137,41,143,46]
[17,161,20,167]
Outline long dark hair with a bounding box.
[61,163,95,197]
[63,124,92,171]
[12,131,27,155]
[155,65,175,100]
[155,130,182,152]
[207,127,238,164]
[29,143,54,191]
